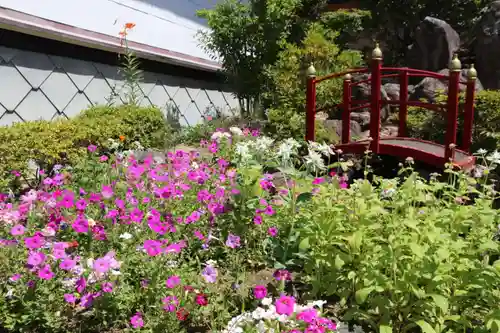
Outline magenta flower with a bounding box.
[268,227,278,237]
[253,215,263,225]
[9,274,21,282]
[130,312,144,329]
[10,224,25,236]
[274,269,291,281]
[101,282,113,293]
[87,144,97,152]
[24,235,45,249]
[143,240,162,256]
[101,185,114,199]
[59,258,76,271]
[276,295,295,316]
[162,296,179,312]
[72,217,89,233]
[166,275,181,289]
[38,265,54,280]
[64,293,77,303]
[100,155,109,162]
[253,285,267,299]
[297,308,319,323]
[93,258,110,273]
[225,234,241,249]
[27,251,46,266]
[201,265,217,283]
[75,277,86,293]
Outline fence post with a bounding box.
[342,73,352,144]
[462,64,477,152]
[445,54,461,163]
[305,63,316,142]
[398,68,409,137]
[370,43,383,153]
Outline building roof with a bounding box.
[0,0,223,71]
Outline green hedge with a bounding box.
[0,105,170,191]
[407,90,500,152]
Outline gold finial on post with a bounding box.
[467,64,477,80]
[449,54,462,72]
[372,42,383,60]
[306,63,316,77]
[344,73,352,81]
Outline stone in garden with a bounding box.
[410,68,484,102]
[323,119,363,140]
[350,73,391,127]
[407,17,460,73]
[474,1,500,89]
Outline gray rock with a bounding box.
[410,68,484,102]
[350,73,391,128]
[323,119,363,140]
[407,17,460,73]
[474,1,500,89]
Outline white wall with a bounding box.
[0,0,221,63]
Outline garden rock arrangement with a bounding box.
[475,0,500,89]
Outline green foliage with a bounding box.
[264,23,363,140]
[320,9,372,50]
[198,0,330,115]
[407,90,500,152]
[0,105,169,191]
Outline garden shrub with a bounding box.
[263,23,363,141]
[0,105,169,191]
[407,89,500,152]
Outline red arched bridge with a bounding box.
[305,44,478,169]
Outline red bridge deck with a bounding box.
[305,44,478,170]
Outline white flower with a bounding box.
[253,136,274,152]
[277,142,294,162]
[486,151,500,164]
[317,143,335,156]
[252,307,266,320]
[304,149,326,171]
[475,148,487,155]
[229,127,244,136]
[285,138,301,149]
[235,142,253,162]
[211,131,232,142]
[86,258,94,268]
[206,259,217,267]
[261,297,273,306]
[119,232,133,240]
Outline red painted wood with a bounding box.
[370,58,382,153]
[462,79,476,152]
[445,70,461,162]
[342,77,352,143]
[305,76,316,142]
[399,69,409,136]
[315,68,368,83]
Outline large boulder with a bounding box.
[474,1,500,89]
[407,17,460,73]
[410,68,484,102]
[323,119,363,140]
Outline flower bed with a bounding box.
[0,129,499,332]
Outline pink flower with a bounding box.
[274,269,291,281]
[162,296,179,312]
[101,185,114,199]
[296,308,318,323]
[253,215,263,225]
[10,224,25,236]
[100,155,109,162]
[38,265,54,280]
[93,258,110,273]
[101,282,113,293]
[59,258,76,271]
[24,235,45,249]
[268,226,278,237]
[27,251,46,266]
[130,312,144,329]
[87,144,97,152]
[195,293,208,306]
[64,293,77,303]
[166,275,181,288]
[276,295,295,316]
[9,274,21,282]
[253,285,267,299]
[143,240,162,256]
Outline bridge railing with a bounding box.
[305,43,478,161]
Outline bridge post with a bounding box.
[462,64,477,152]
[342,73,352,143]
[370,43,383,153]
[305,63,317,142]
[398,69,409,137]
[445,54,461,163]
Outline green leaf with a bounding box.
[299,237,310,251]
[416,320,437,333]
[296,192,313,203]
[334,254,345,269]
[355,287,373,304]
[427,294,449,313]
[380,325,392,333]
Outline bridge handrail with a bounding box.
[314,68,368,83]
